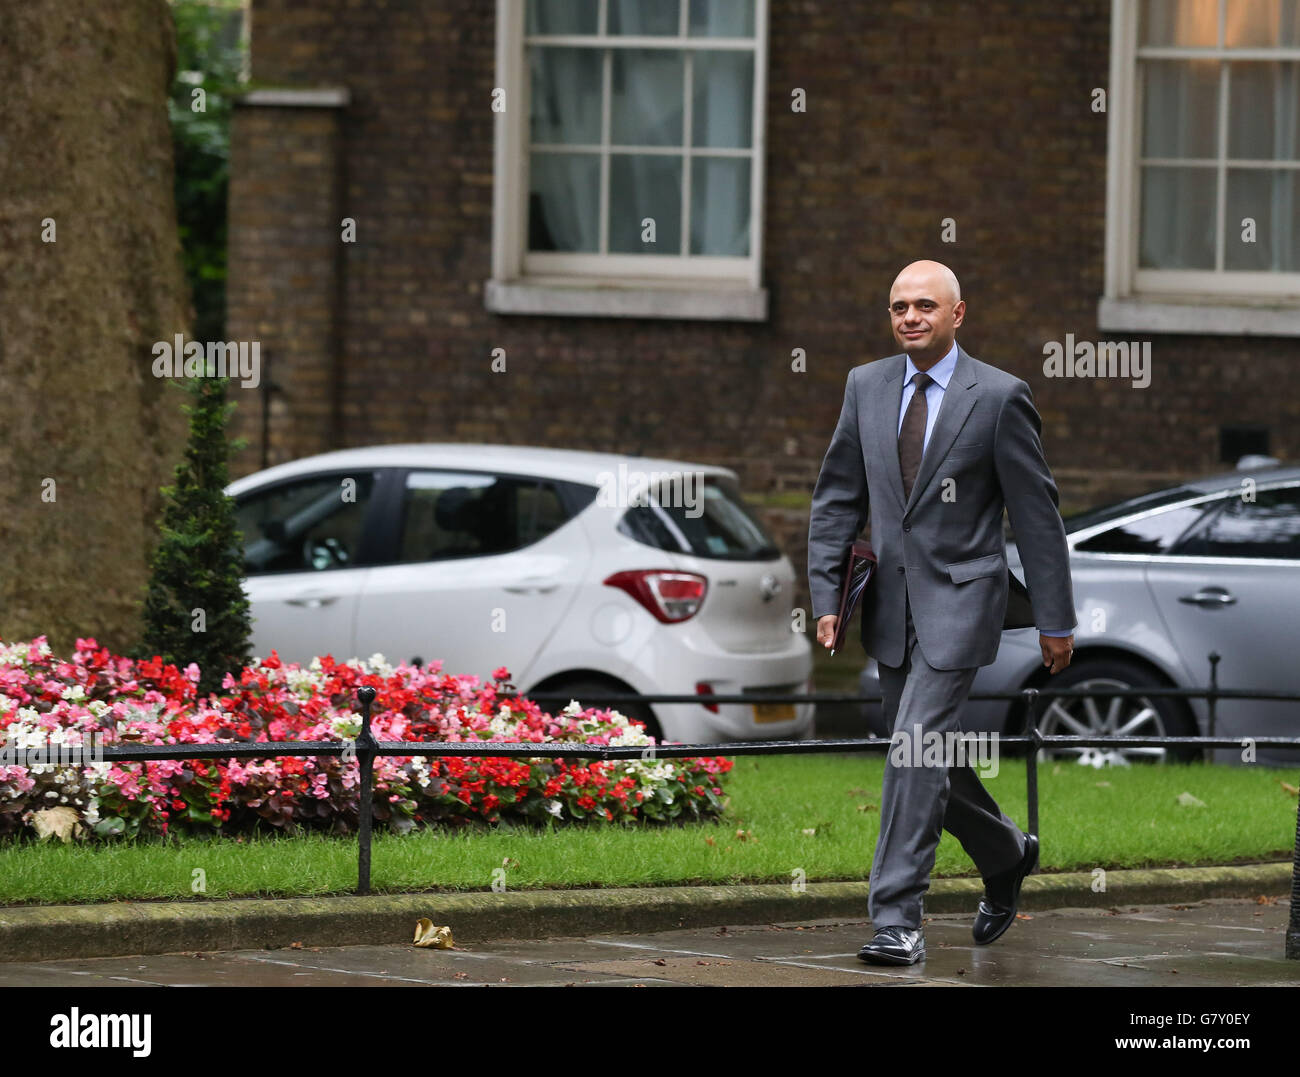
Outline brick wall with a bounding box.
[227,0,1300,615]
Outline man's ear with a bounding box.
[952,300,966,328]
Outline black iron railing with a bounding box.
[39,671,1300,960]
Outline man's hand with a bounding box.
[817,614,838,650]
[1041,634,1073,674]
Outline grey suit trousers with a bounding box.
[867,588,1026,929]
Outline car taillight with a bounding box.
[695,682,718,713]
[603,570,707,623]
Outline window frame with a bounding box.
[1069,479,1300,564]
[232,468,391,577]
[488,0,770,320]
[381,467,584,566]
[1102,0,1300,331]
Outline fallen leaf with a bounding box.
[413,919,455,949]
[801,827,817,837]
[1255,894,1280,905]
[1279,780,1299,797]
[653,958,667,966]
[289,941,303,950]
[704,837,715,846]
[31,807,83,844]
[1175,791,1206,808]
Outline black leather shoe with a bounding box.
[972,832,1038,945]
[857,925,926,966]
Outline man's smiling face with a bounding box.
[888,262,965,366]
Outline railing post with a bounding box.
[1206,651,1220,741]
[355,686,377,896]
[1288,786,1300,960]
[1023,687,1041,839]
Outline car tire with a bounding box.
[1022,657,1199,764]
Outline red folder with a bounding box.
[830,539,877,654]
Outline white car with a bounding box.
[227,444,814,743]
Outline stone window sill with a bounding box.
[485,278,769,322]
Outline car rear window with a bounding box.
[617,476,779,561]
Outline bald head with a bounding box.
[892,260,961,305]
[888,260,966,368]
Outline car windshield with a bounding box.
[617,475,780,561]
[1063,486,1201,535]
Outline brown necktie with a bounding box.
[898,371,932,502]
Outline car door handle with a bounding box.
[503,580,559,595]
[285,596,340,608]
[1177,588,1236,608]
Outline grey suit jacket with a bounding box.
[808,344,1076,670]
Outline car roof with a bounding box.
[227,443,739,495]
[1061,461,1300,534]
[1179,461,1300,494]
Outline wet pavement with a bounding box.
[2,897,1296,987]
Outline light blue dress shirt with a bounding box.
[899,342,1073,638]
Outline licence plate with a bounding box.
[752,702,796,724]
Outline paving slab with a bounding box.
[1,898,1295,987]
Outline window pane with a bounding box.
[611,49,684,145]
[608,0,680,36]
[692,49,753,148]
[1172,488,1300,558]
[1139,166,1217,267]
[530,47,603,144]
[1228,62,1299,161]
[1141,0,1219,46]
[609,154,682,252]
[617,477,778,560]
[691,156,750,255]
[398,473,562,562]
[1225,168,1300,269]
[1225,0,1300,46]
[1142,60,1219,159]
[1074,505,1209,554]
[689,0,756,37]
[527,0,599,35]
[237,474,376,574]
[529,152,600,251]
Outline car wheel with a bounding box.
[549,678,663,742]
[1026,658,1199,765]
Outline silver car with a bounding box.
[858,461,1300,765]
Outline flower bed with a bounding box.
[0,638,732,841]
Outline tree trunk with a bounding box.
[0,0,190,652]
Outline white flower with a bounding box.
[331,714,362,740]
[60,684,86,701]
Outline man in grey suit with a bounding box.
[808,260,1076,966]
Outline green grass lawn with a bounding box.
[1,755,1296,906]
